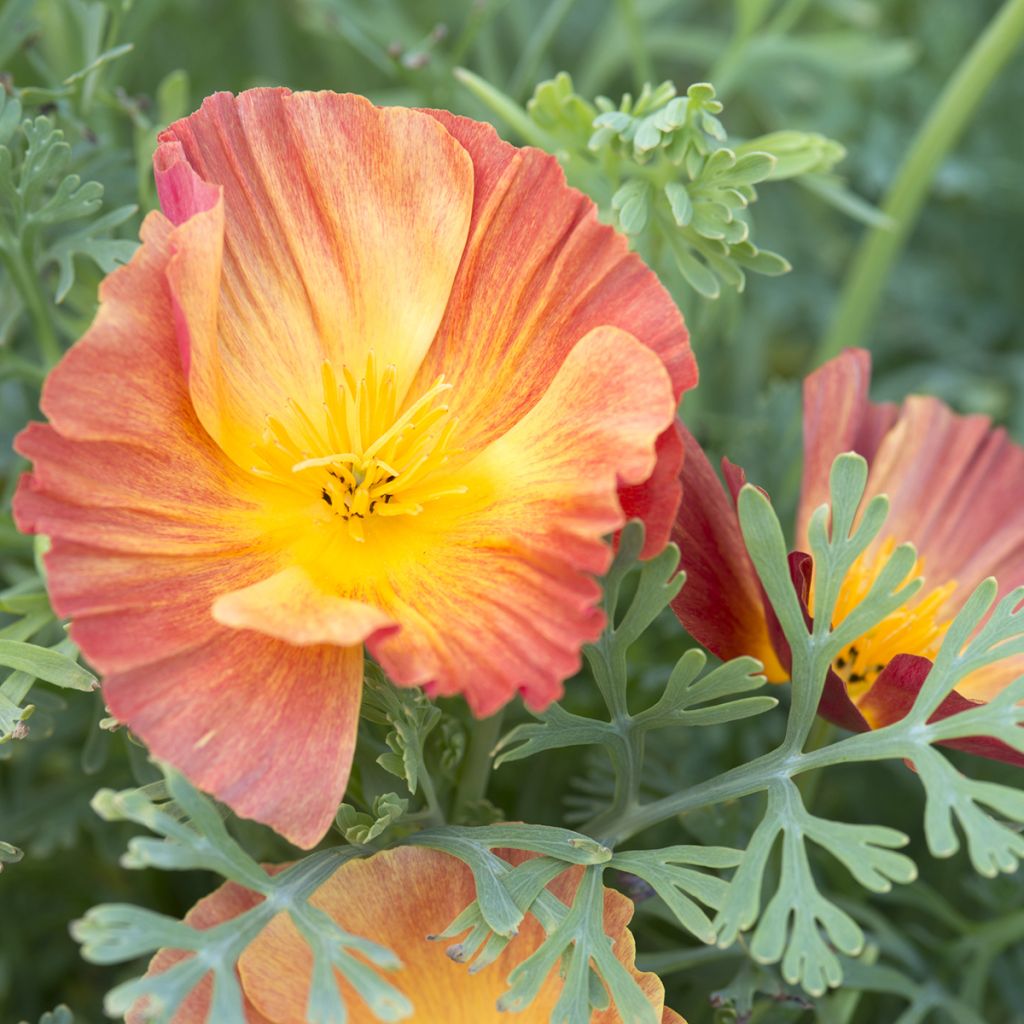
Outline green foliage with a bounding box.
[457,68,867,299]
[74,764,411,1023]
[3,2,1024,1022]
[0,578,93,746]
[0,90,136,353]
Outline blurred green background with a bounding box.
[1,1,1023,1021]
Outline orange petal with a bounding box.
[237,845,679,1022]
[12,205,359,849]
[862,396,1024,599]
[797,348,897,549]
[213,565,399,647]
[156,90,474,467]
[105,636,363,848]
[368,326,676,715]
[416,111,696,556]
[126,879,271,1024]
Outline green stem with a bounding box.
[818,0,1024,362]
[453,708,505,818]
[0,238,62,367]
[418,765,447,828]
[794,717,837,807]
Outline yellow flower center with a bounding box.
[251,353,465,542]
[829,539,957,700]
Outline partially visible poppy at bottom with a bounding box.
[13,89,696,848]
[127,845,686,1023]
[672,348,1024,763]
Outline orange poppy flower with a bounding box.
[13,90,695,846]
[672,348,1023,762]
[128,845,686,1023]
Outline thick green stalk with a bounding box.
[453,708,505,818]
[0,238,61,367]
[819,0,1024,362]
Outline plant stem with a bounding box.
[0,239,62,367]
[453,708,505,817]
[818,0,1024,362]
[794,717,837,807]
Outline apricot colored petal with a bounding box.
[106,637,363,848]
[127,881,270,1024]
[368,326,675,715]
[213,565,398,647]
[156,90,474,465]
[797,348,897,548]
[238,845,674,1023]
[13,217,359,847]
[863,396,1024,608]
[415,111,695,556]
[670,425,786,680]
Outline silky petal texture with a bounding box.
[156,90,475,467]
[364,326,675,715]
[107,638,363,848]
[797,349,1024,747]
[126,881,272,1024]
[416,110,696,558]
[12,214,364,849]
[796,347,897,548]
[212,565,398,647]
[237,846,683,1023]
[620,422,686,558]
[670,424,785,681]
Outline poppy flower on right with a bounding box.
[672,347,1024,764]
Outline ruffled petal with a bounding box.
[106,637,363,848]
[670,426,786,680]
[213,565,398,647]
[156,89,475,466]
[367,326,675,715]
[237,845,677,1022]
[13,205,362,848]
[415,111,695,557]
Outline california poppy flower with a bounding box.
[128,845,686,1023]
[672,348,1023,762]
[13,90,695,846]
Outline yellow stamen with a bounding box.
[828,538,957,700]
[251,354,464,542]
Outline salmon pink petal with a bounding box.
[213,565,399,647]
[156,90,474,466]
[237,845,679,1022]
[670,425,786,680]
[861,396,1024,609]
[797,348,897,548]
[12,208,361,848]
[106,637,363,848]
[416,111,696,557]
[369,326,675,715]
